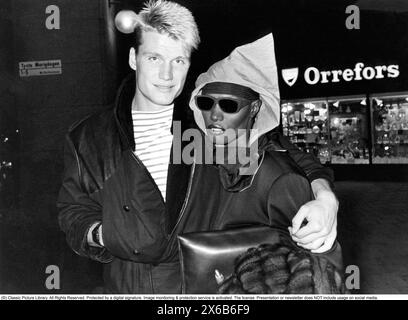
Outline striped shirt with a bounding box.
[132,106,173,200]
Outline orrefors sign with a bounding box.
[281,62,400,87]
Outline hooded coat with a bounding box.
[181,33,343,276]
[184,33,316,231]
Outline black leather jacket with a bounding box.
[57,75,334,293]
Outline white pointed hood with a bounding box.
[189,33,281,146]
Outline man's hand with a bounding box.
[288,179,338,253]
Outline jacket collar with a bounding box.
[216,130,287,192]
[114,73,136,151]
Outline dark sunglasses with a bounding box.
[195,95,253,114]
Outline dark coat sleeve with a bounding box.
[267,172,314,228]
[57,134,113,263]
[266,171,345,285]
[275,132,334,187]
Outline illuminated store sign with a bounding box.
[282,62,400,87]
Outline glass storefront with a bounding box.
[281,92,408,164]
[281,100,330,164]
[371,92,408,164]
[328,96,370,164]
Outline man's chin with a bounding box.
[156,88,181,100]
[151,92,177,105]
[152,99,176,108]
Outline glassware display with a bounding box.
[281,100,330,164]
[370,93,408,164]
[281,92,408,165]
[328,97,370,164]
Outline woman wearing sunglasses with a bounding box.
[179,33,343,282]
[184,33,334,234]
[184,33,315,232]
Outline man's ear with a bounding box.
[129,47,137,71]
[250,100,262,117]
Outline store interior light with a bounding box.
[287,105,293,112]
[304,103,315,109]
[333,101,340,108]
[304,109,311,115]
[374,98,383,106]
[282,106,288,113]
[405,97,408,102]
[360,98,367,106]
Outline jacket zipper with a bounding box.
[168,162,196,239]
[238,151,266,193]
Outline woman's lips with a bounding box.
[207,124,225,135]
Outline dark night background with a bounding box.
[1,0,408,294]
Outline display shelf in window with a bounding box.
[328,96,370,164]
[370,92,408,164]
[281,99,330,164]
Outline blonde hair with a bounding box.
[134,0,200,53]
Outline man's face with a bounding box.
[200,93,254,145]
[129,30,191,111]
